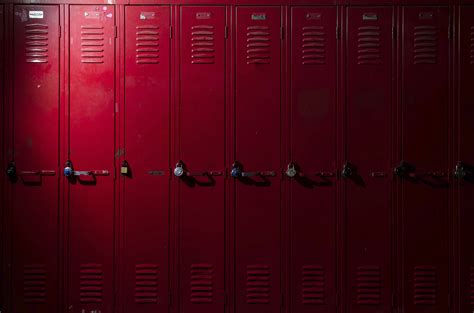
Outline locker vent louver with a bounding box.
[413,266,437,305]
[24,264,46,303]
[356,266,381,305]
[190,263,214,303]
[301,26,326,65]
[81,26,105,64]
[247,26,271,64]
[246,264,271,304]
[25,23,49,63]
[470,266,474,305]
[302,265,325,304]
[470,26,474,65]
[413,26,438,64]
[191,25,215,64]
[80,264,103,303]
[357,26,382,65]
[136,25,159,64]
[135,264,159,303]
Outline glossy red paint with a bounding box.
[400,6,450,313]
[345,6,394,312]
[122,5,170,313]
[288,6,338,313]
[8,5,60,313]
[457,5,474,313]
[67,5,116,313]
[176,5,226,313]
[234,6,282,313]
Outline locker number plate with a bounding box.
[29,11,44,19]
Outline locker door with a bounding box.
[234,6,281,313]
[0,5,3,307]
[400,6,449,313]
[345,7,393,312]
[177,6,226,313]
[9,5,60,313]
[123,6,170,313]
[289,6,337,313]
[68,5,115,313]
[457,6,474,313]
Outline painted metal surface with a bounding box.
[345,6,393,312]
[9,5,60,313]
[457,5,474,313]
[288,6,337,313]
[177,6,226,313]
[122,5,170,313]
[234,6,282,313]
[68,5,116,313]
[400,6,450,313]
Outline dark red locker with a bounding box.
[68,5,116,313]
[8,5,60,313]
[288,6,337,313]
[176,6,226,313]
[457,6,474,312]
[400,6,450,313]
[345,7,393,312]
[0,5,4,308]
[123,6,170,313]
[234,6,281,313]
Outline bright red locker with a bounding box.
[7,5,60,313]
[288,6,337,313]
[68,5,116,313]
[233,6,281,313]
[345,7,393,312]
[457,5,474,313]
[176,6,226,313]
[400,6,450,313]
[123,6,170,313]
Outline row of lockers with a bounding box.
[0,3,473,313]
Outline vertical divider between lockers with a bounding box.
[225,5,231,313]
[280,5,286,313]
[448,4,454,313]
[338,4,344,312]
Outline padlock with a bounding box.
[63,160,74,177]
[230,162,242,178]
[121,160,130,176]
[286,162,297,178]
[174,161,185,177]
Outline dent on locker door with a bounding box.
[234,6,281,313]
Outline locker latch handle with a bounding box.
[174,161,222,177]
[18,170,56,176]
[230,161,275,178]
[63,160,109,177]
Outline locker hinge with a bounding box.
[280,27,284,40]
[225,26,228,39]
[336,26,341,40]
[114,26,117,38]
[170,26,173,39]
[392,26,397,40]
[448,26,453,39]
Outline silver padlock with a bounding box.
[286,162,297,178]
[174,161,185,177]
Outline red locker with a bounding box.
[400,6,450,313]
[123,6,170,313]
[345,7,393,312]
[7,5,60,313]
[233,6,281,313]
[0,5,4,307]
[68,5,116,313]
[176,6,226,313]
[457,5,474,313]
[288,6,337,313]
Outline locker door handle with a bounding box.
[315,171,336,178]
[187,171,222,177]
[173,161,221,177]
[18,170,56,176]
[369,171,388,178]
[72,170,109,176]
[242,171,276,177]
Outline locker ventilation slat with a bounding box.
[80,264,103,303]
[246,264,271,304]
[413,25,438,64]
[356,266,381,305]
[135,264,159,303]
[23,264,47,303]
[470,26,474,65]
[81,26,105,64]
[470,266,474,305]
[413,266,437,305]
[302,265,325,304]
[25,23,49,63]
[190,263,214,303]
[191,25,215,64]
[246,26,271,64]
[357,26,381,65]
[301,26,326,65]
[136,25,160,64]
